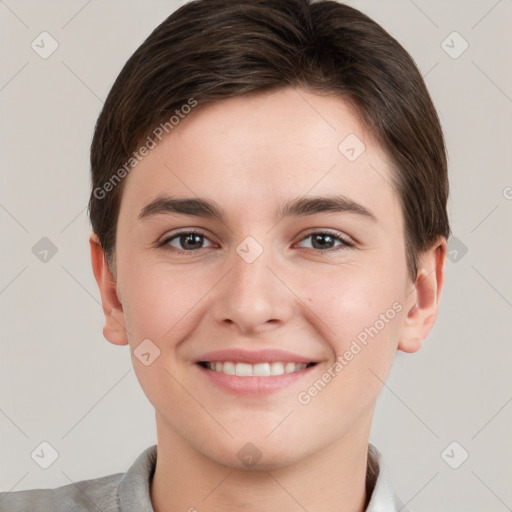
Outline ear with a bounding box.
[398,237,447,353]
[89,232,128,346]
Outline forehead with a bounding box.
[119,87,400,227]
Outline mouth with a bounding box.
[193,348,322,395]
[195,359,320,396]
[197,361,318,377]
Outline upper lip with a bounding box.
[196,348,319,365]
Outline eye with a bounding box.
[296,231,353,252]
[159,230,215,253]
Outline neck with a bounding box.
[150,416,372,512]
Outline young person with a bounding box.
[0,0,449,510]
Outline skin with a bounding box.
[90,86,446,512]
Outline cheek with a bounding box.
[295,270,404,422]
[298,263,406,412]
[120,264,212,410]
[122,266,208,343]
[302,264,402,348]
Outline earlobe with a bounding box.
[89,233,129,346]
[398,238,447,353]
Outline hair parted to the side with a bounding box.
[88,0,450,281]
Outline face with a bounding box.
[99,87,431,469]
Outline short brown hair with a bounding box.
[88,0,450,281]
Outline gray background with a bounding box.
[1,1,511,510]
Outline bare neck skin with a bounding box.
[150,409,372,512]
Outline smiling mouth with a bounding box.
[197,361,317,377]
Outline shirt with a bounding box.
[0,443,408,511]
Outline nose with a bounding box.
[210,241,295,335]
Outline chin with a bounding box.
[204,436,310,472]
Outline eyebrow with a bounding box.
[138,194,377,223]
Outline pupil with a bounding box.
[312,234,333,249]
[181,233,203,250]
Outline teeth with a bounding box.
[284,362,296,373]
[253,363,271,377]
[203,361,309,376]
[223,362,236,375]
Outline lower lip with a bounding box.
[195,363,318,396]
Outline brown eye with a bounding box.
[161,231,214,252]
[297,231,352,251]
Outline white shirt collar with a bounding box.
[366,443,409,511]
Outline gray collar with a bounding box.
[118,444,157,512]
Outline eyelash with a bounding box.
[157,229,354,255]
